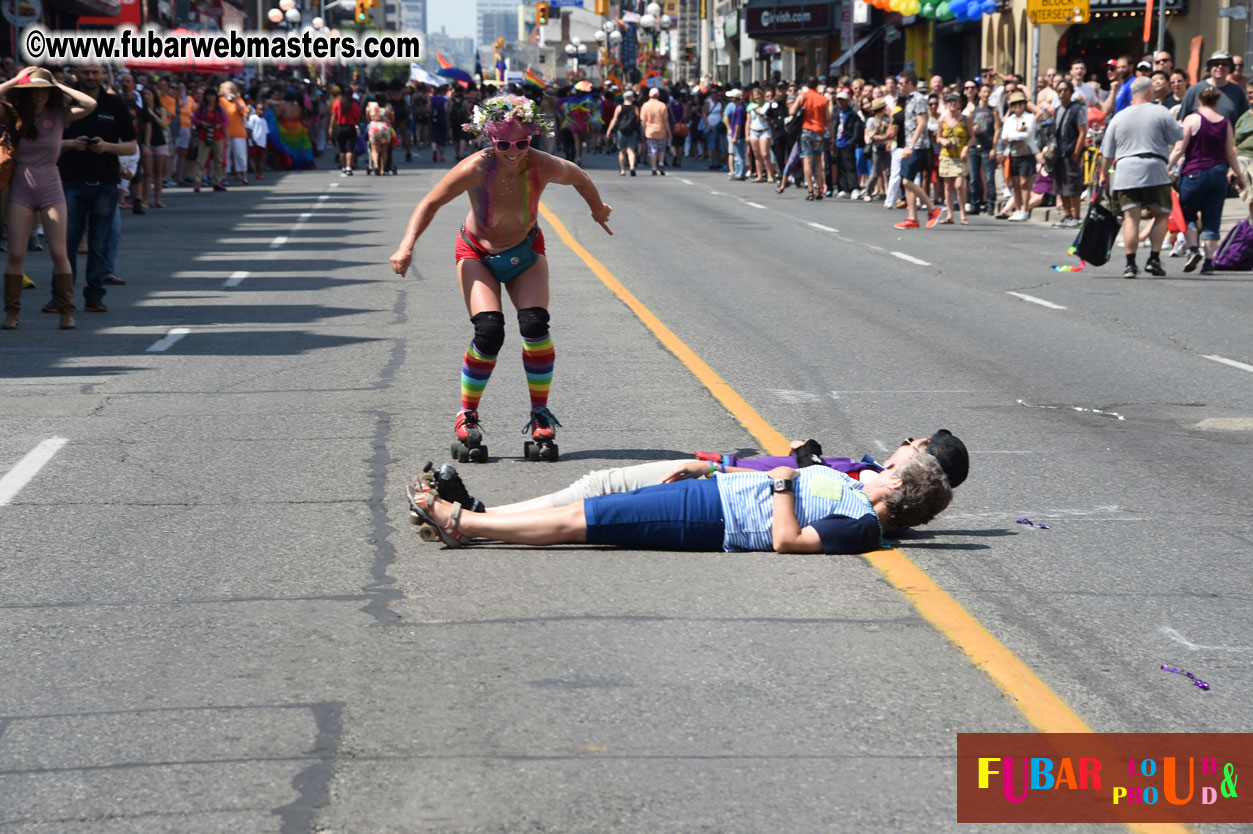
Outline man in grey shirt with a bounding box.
[1100,77,1184,279]
[1177,50,1248,124]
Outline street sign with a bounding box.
[1027,0,1088,24]
[547,0,583,7]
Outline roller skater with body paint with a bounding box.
[390,94,613,463]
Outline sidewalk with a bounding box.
[1032,191,1250,234]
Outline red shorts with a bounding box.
[455,226,546,264]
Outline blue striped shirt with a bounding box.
[715,468,879,552]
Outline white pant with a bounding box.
[548,460,687,506]
[226,137,247,174]
[884,147,905,207]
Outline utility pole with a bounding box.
[699,0,710,81]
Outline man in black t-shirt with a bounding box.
[42,63,137,314]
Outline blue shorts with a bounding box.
[798,129,826,159]
[899,147,931,182]
[584,478,725,551]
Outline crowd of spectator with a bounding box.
[3,47,1249,333]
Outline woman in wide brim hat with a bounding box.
[0,66,97,331]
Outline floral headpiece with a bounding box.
[463,94,554,138]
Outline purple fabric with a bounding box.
[720,454,879,474]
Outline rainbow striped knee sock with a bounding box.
[521,333,555,411]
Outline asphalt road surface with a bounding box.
[1,150,1250,834]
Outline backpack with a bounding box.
[1213,219,1253,270]
[449,97,468,126]
[617,104,638,133]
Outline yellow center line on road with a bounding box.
[539,200,1189,834]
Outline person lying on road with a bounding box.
[408,453,952,555]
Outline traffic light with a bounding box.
[355,0,369,23]
[683,44,694,62]
[536,1,549,25]
[594,0,608,14]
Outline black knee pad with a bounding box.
[469,310,506,356]
[516,306,550,340]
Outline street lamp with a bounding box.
[285,7,300,23]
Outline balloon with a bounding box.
[936,1,952,17]
[921,1,935,16]
[983,0,996,13]
[267,7,283,22]
[950,0,967,18]
[908,0,921,13]
[889,0,903,12]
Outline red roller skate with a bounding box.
[452,409,488,463]
[521,407,562,462]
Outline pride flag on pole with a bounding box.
[524,66,547,87]
[435,52,453,70]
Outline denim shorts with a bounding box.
[584,478,725,551]
[798,129,826,159]
[899,147,930,181]
[1178,163,1228,240]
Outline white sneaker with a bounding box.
[1008,210,1029,222]
[850,188,862,199]
[1170,236,1188,257]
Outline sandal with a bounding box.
[407,488,465,547]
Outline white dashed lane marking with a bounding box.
[224,270,249,288]
[269,236,288,249]
[1202,354,1253,374]
[891,251,931,266]
[0,438,68,506]
[146,327,191,353]
[807,222,838,232]
[745,201,766,209]
[1005,291,1066,310]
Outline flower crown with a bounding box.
[463,94,554,138]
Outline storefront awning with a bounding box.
[829,25,885,71]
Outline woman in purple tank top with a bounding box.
[0,66,97,331]
[1169,85,1248,274]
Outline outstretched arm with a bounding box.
[546,154,613,234]
[389,162,475,275]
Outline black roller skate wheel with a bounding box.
[540,443,559,463]
[523,440,533,459]
[468,444,487,463]
[525,442,540,462]
[452,441,465,461]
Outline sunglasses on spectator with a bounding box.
[493,138,531,151]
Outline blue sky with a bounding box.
[427,0,476,38]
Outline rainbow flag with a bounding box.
[435,52,453,70]
[557,93,602,131]
[264,110,315,170]
[605,71,623,88]
[524,66,547,88]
